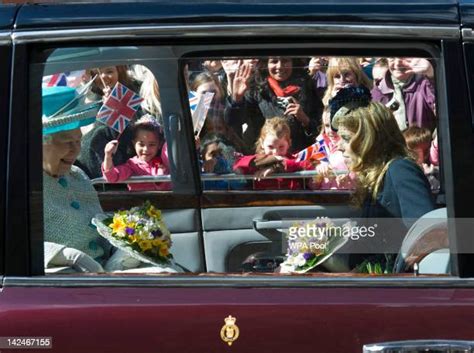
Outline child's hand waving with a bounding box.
[104,140,119,157]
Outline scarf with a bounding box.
[391,76,408,130]
[267,76,301,97]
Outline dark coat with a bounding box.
[225,77,323,154]
[349,158,435,270]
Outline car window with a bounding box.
[31,45,450,277]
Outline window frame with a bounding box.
[6,24,468,284]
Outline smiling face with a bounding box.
[43,129,82,177]
[262,134,290,156]
[267,57,293,82]
[93,66,119,90]
[388,57,413,81]
[336,125,356,169]
[133,129,160,163]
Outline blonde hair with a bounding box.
[323,57,373,106]
[333,102,410,204]
[255,117,291,154]
[140,68,162,121]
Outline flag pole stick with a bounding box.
[95,68,108,91]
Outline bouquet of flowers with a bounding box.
[279,217,350,273]
[93,201,173,267]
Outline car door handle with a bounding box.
[363,339,474,352]
[253,219,294,230]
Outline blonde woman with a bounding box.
[330,87,434,270]
[322,57,372,106]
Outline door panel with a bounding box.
[1,286,473,353]
[202,204,361,272]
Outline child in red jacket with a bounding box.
[233,117,311,190]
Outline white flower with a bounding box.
[294,253,307,267]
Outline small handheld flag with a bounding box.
[295,137,330,163]
[97,82,143,133]
[192,92,214,136]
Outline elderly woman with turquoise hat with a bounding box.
[42,85,183,274]
[42,85,109,272]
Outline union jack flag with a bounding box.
[295,137,330,163]
[188,91,199,115]
[97,82,143,133]
[42,70,85,88]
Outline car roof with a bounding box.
[0,4,19,30]
[13,0,460,30]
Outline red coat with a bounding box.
[233,154,311,190]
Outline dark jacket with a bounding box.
[350,158,435,269]
[225,77,323,154]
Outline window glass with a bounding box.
[182,55,447,276]
[184,56,441,194]
[38,46,190,275]
[32,47,449,277]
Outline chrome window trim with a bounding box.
[12,23,459,43]
[462,28,474,42]
[3,276,473,288]
[0,31,11,45]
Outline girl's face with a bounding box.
[322,111,338,142]
[268,58,293,82]
[203,142,222,162]
[43,129,82,177]
[336,125,356,169]
[262,134,290,156]
[196,81,222,102]
[94,66,119,90]
[333,68,356,91]
[134,129,160,163]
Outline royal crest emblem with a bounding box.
[220,315,240,346]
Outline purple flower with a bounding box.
[151,229,163,238]
[303,252,315,261]
[126,227,135,235]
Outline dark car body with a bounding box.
[1,1,474,352]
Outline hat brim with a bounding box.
[43,105,99,135]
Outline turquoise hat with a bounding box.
[42,84,100,136]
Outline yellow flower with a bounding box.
[138,240,152,251]
[146,206,161,220]
[152,239,163,247]
[128,235,138,243]
[159,246,169,257]
[110,216,126,234]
